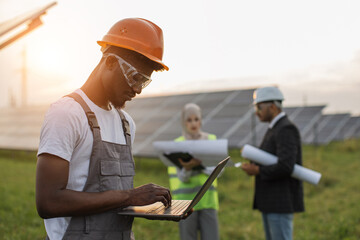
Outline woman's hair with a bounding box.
[182,103,202,123]
[181,103,210,140]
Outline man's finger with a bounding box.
[165,190,172,206]
[158,196,169,207]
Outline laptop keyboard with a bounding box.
[147,200,190,214]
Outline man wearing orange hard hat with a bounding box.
[36,18,179,240]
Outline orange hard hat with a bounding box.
[97,18,169,71]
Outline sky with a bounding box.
[0,0,360,115]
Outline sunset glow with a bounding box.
[0,0,360,115]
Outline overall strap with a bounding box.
[115,108,131,146]
[66,92,102,142]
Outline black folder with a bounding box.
[163,152,205,170]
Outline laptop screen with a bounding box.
[185,156,229,211]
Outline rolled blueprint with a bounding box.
[241,144,321,185]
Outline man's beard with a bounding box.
[105,87,126,109]
[110,98,126,109]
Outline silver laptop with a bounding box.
[117,156,230,221]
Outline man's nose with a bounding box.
[132,85,142,94]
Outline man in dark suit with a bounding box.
[241,86,304,240]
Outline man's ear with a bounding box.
[269,102,276,110]
[270,102,281,114]
[104,55,117,70]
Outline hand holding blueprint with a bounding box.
[241,144,322,185]
[153,139,229,167]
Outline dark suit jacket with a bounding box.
[253,115,305,213]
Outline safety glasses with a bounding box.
[255,102,273,112]
[103,53,152,89]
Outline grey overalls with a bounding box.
[60,92,135,240]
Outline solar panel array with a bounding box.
[303,113,352,145]
[125,89,255,156]
[335,116,360,141]
[0,88,359,156]
[0,106,47,150]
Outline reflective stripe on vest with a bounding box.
[168,134,219,211]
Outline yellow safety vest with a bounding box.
[168,134,219,211]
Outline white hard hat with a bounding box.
[253,86,284,104]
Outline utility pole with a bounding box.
[21,45,27,107]
[303,93,307,106]
[8,87,17,107]
[251,109,257,146]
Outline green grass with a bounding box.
[0,152,43,240]
[1,139,360,239]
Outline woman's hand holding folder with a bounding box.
[179,158,202,171]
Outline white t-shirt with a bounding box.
[37,89,136,240]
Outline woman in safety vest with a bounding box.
[168,103,220,240]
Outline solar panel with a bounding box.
[334,116,360,140]
[0,106,47,150]
[355,122,360,138]
[303,114,351,145]
[0,2,57,49]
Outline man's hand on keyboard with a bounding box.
[126,183,172,208]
